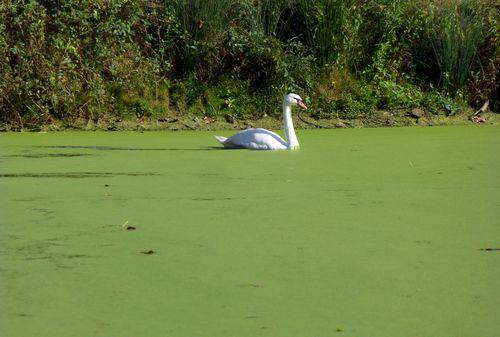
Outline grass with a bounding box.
[169,0,233,75]
[299,0,354,65]
[428,0,485,94]
[0,0,496,124]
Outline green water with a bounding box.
[1,126,499,337]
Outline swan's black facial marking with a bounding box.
[286,94,306,109]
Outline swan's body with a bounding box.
[214,129,288,150]
[215,93,307,150]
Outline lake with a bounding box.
[1,125,499,337]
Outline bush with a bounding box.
[0,0,497,124]
[0,0,168,122]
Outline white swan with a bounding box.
[214,93,307,150]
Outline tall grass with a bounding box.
[299,0,354,65]
[0,0,497,123]
[428,0,484,94]
[168,0,232,75]
[253,0,293,37]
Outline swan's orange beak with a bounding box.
[298,100,308,110]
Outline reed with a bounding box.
[254,0,293,37]
[299,0,354,65]
[168,0,232,75]
[428,0,484,94]
[0,0,497,123]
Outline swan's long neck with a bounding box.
[283,102,299,149]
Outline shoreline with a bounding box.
[1,109,498,132]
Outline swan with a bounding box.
[214,93,307,150]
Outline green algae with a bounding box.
[0,172,158,179]
[0,126,499,337]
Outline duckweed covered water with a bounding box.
[1,126,499,337]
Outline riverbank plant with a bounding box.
[0,0,497,126]
[427,0,485,94]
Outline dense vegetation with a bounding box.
[0,0,498,125]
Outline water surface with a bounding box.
[1,126,499,337]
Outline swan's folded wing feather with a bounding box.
[226,129,287,150]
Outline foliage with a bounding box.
[0,0,497,124]
[237,0,295,37]
[298,0,355,66]
[0,0,167,122]
[427,0,485,94]
[163,0,232,76]
[464,1,499,109]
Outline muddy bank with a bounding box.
[1,108,498,132]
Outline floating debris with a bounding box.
[121,221,136,230]
[140,250,155,255]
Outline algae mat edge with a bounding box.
[1,126,499,337]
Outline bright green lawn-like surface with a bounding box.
[1,126,499,337]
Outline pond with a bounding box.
[1,125,499,337]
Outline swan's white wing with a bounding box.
[225,128,287,150]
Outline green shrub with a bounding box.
[232,0,294,37]
[0,0,167,122]
[427,0,485,94]
[0,0,497,123]
[164,0,232,77]
[298,0,355,66]
[377,81,424,109]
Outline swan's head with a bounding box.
[284,93,308,110]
